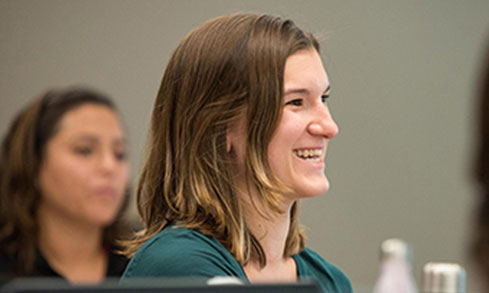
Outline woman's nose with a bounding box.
[99,150,117,174]
[308,105,339,139]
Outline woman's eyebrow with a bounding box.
[69,134,98,143]
[323,85,331,95]
[112,137,127,147]
[284,88,310,96]
[284,85,331,96]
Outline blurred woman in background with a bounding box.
[0,87,130,284]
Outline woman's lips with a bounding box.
[293,148,324,162]
[94,186,116,198]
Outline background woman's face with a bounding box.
[267,49,338,202]
[38,104,129,227]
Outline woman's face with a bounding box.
[269,49,338,200]
[228,49,338,203]
[38,104,129,227]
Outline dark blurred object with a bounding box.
[472,36,489,288]
[1,277,321,293]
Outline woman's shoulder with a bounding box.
[130,226,226,258]
[294,247,353,292]
[122,227,246,279]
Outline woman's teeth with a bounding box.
[293,149,322,162]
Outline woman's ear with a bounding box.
[226,131,232,153]
[226,113,246,156]
[226,123,239,154]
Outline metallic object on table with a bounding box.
[422,262,465,293]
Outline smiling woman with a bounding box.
[121,13,352,292]
[267,49,338,201]
[0,87,131,284]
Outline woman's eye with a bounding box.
[114,150,127,161]
[285,99,303,106]
[74,147,92,156]
[321,95,329,104]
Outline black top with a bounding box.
[0,248,128,286]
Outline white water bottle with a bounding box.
[373,238,419,293]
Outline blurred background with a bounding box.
[1,0,489,291]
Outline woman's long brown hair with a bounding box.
[122,13,320,267]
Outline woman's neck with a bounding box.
[37,205,107,283]
[245,202,291,261]
[240,188,297,282]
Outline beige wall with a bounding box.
[2,0,489,291]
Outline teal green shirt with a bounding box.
[122,227,352,292]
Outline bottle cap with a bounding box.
[380,238,412,262]
[422,262,465,293]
